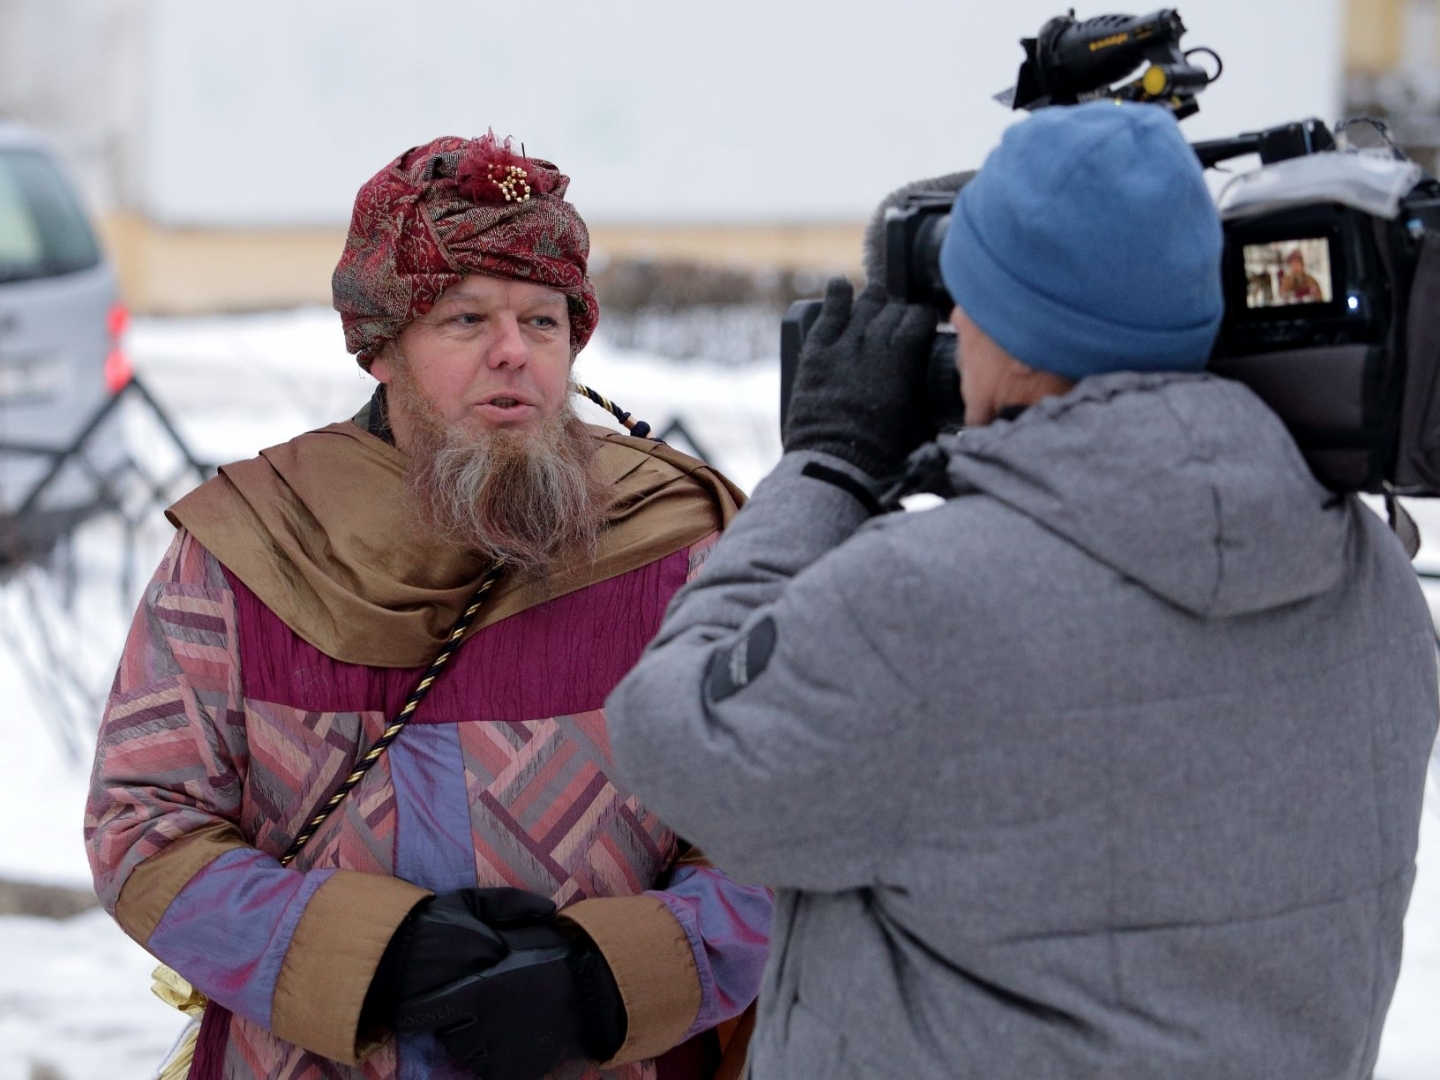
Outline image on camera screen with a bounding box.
[1242,238,1334,309]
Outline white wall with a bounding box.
[0,0,148,213]
[144,0,1343,227]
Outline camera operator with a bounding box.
[604,101,1440,1079]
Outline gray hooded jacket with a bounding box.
[606,372,1439,1080]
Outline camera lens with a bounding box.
[912,213,954,308]
[885,196,959,307]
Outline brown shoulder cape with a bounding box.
[167,422,744,668]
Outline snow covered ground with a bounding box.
[0,307,1437,1078]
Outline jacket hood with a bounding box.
[938,371,1351,618]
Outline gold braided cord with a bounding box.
[574,382,638,431]
[575,382,618,414]
[275,563,503,866]
[572,383,664,442]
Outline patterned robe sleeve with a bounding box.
[84,529,428,1066]
[561,534,772,1067]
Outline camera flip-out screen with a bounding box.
[1242,237,1334,309]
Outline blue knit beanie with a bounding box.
[939,102,1223,380]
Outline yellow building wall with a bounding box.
[1344,0,1406,73]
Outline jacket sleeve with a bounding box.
[605,452,925,893]
[560,535,774,1067]
[84,529,429,1066]
[559,848,772,1065]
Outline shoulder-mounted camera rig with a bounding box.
[782,8,1440,498]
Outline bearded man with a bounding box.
[85,133,771,1080]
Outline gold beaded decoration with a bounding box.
[493,164,531,203]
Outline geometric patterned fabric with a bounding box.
[87,529,763,1080]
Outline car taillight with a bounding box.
[105,301,133,394]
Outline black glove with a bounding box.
[374,888,626,1080]
[429,928,624,1080]
[781,276,938,479]
[363,887,555,1031]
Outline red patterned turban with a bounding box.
[332,133,599,367]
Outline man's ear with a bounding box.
[369,342,398,385]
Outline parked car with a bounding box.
[0,119,129,568]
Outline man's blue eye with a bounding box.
[532,316,558,329]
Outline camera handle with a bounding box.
[1192,118,1336,170]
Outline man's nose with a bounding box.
[485,316,529,369]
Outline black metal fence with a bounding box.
[0,377,213,758]
[1,375,213,589]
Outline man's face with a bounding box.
[370,274,573,437]
[950,305,1076,426]
[950,305,1003,427]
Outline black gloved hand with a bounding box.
[380,892,626,1080]
[428,928,624,1080]
[363,886,557,1032]
[781,277,939,479]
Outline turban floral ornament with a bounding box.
[333,132,599,366]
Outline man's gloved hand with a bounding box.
[426,926,625,1080]
[367,887,626,1080]
[363,887,555,1031]
[781,277,938,480]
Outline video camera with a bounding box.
[782,9,1440,497]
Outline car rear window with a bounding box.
[0,149,101,284]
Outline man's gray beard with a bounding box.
[391,381,604,575]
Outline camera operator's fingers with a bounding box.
[892,302,940,355]
[857,291,907,351]
[850,283,888,322]
[837,283,891,353]
[805,276,856,350]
